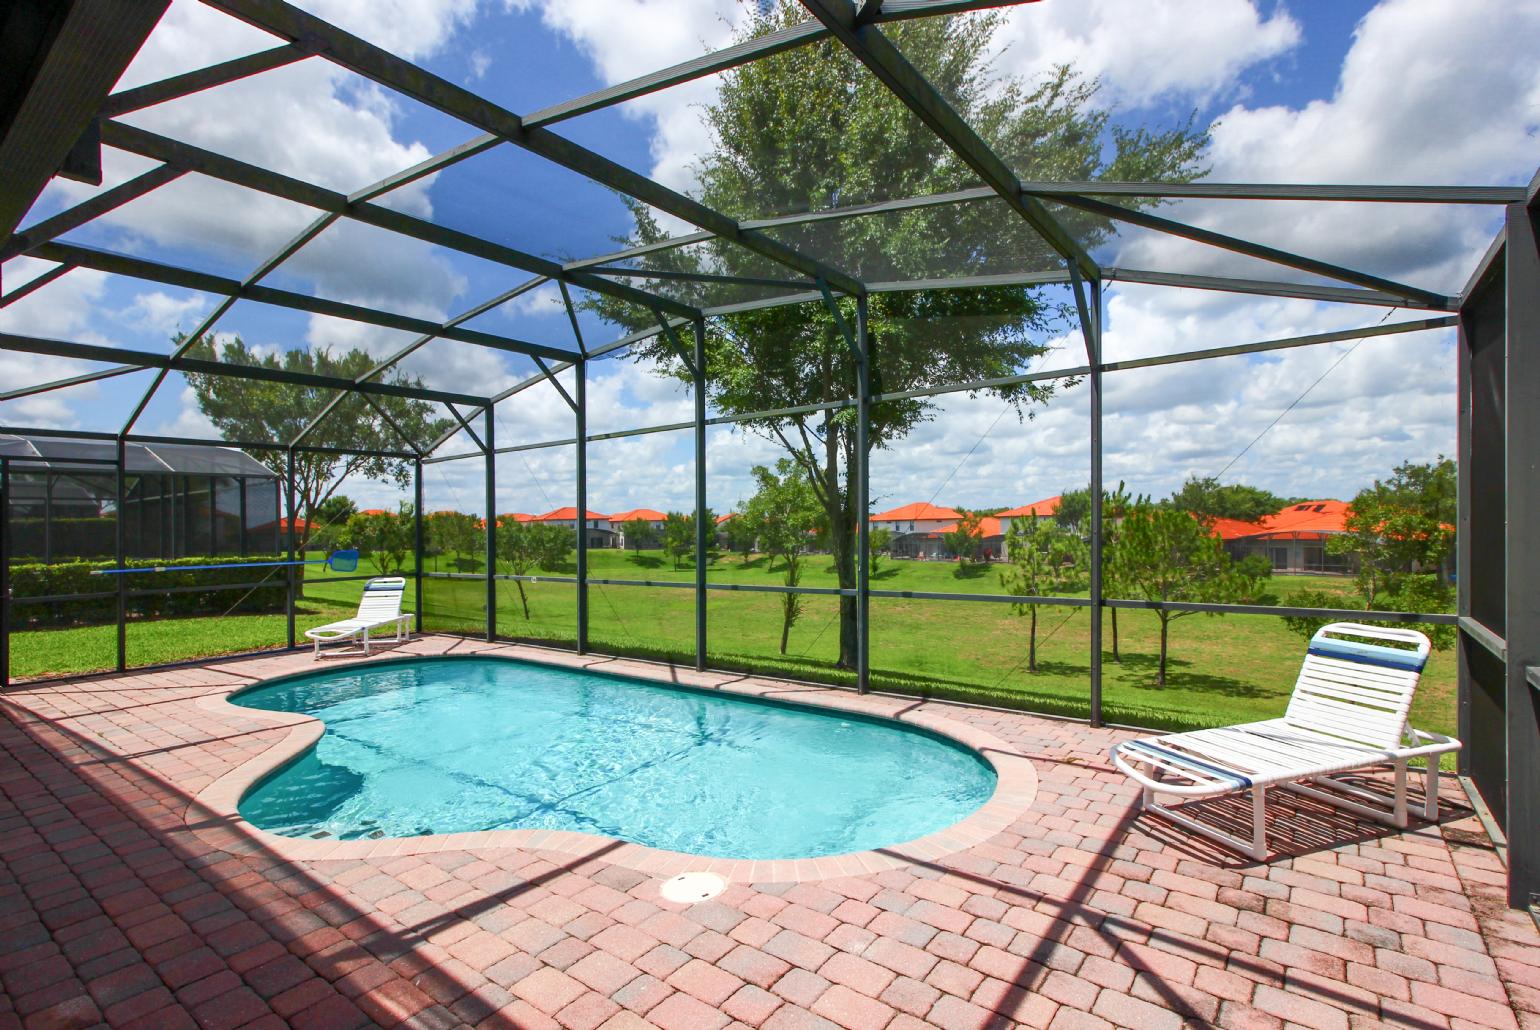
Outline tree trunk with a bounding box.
[1028,606,1038,673]
[1157,615,1169,687]
[515,580,530,620]
[1110,608,1120,662]
[780,606,792,655]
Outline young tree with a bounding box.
[662,512,694,570]
[346,504,413,576]
[999,516,1088,672]
[1112,501,1268,686]
[723,511,759,561]
[310,494,357,553]
[944,511,985,565]
[1329,457,1456,610]
[181,335,450,560]
[621,517,657,553]
[424,511,480,571]
[744,460,826,654]
[585,3,1207,671]
[1166,476,1287,524]
[869,526,893,577]
[1053,489,1091,536]
[497,521,573,620]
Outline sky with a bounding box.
[2,0,1538,521]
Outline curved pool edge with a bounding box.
[187,644,1038,884]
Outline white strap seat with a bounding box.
[1111,622,1460,860]
[303,576,413,657]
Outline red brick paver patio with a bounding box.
[2,634,1537,1030]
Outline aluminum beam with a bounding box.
[0,330,490,407]
[799,0,1096,281]
[100,42,313,117]
[1106,267,1459,310]
[33,240,577,360]
[0,0,169,237]
[101,120,698,321]
[201,0,868,297]
[1051,192,1448,308]
[2,164,187,261]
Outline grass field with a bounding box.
[7,548,1456,742]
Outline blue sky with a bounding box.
[3,0,1537,518]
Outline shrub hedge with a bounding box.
[8,556,288,628]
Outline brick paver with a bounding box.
[1,634,1537,1029]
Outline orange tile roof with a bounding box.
[1207,500,1349,542]
[357,508,389,516]
[534,507,610,521]
[870,501,960,523]
[498,512,535,523]
[998,495,1061,518]
[932,516,1002,538]
[716,512,734,524]
[609,508,667,523]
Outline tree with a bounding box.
[310,494,357,553]
[1166,476,1287,524]
[999,516,1088,672]
[723,512,759,561]
[497,520,573,620]
[744,460,826,654]
[1112,500,1268,686]
[869,526,893,577]
[1054,489,1091,536]
[181,335,450,560]
[424,511,481,571]
[621,517,658,553]
[943,511,985,565]
[662,512,694,570]
[585,4,1207,671]
[1329,457,1456,610]
[346,504,413,576]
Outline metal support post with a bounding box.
[414,456,424,633]
[694,318,708,671]
[1504,197,1540,908]
[576,363,589,653]
[1088,279,1105,727]
[855,296,871,694]
[115,436,127,673]
[285,447,296,649]
[485,407,496,642]
[1,459,9,689]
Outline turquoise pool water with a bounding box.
[233,657,996,859]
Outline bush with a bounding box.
[8,555,290,628]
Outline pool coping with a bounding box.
[187,639,1038,884]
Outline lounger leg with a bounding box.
[1392,760,1408,828]
[363,627,370,656]
[1424,761,1441,821]
[1251,786,1268,861]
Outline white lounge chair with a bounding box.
[1110,622,1460,860]
[304,576,413,657]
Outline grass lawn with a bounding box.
[9,548,1455,745]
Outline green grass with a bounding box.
[8,549,1455,744]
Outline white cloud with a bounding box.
[122,290,210,335]
[1116,0,1540,292]
[990,0,1300,109]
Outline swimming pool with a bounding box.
[232,657,997,859]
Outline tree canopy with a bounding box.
[586,2,1207,668]
[181,335,450,552]
[1166,476,1289,524]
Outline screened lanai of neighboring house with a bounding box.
[1,0,1538,915]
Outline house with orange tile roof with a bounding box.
[1209,500,1353,573]
[996,495,1062,556]
[608,508,668,549]
[532,507,618,548]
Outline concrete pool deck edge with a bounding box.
[187,637,1040,884]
